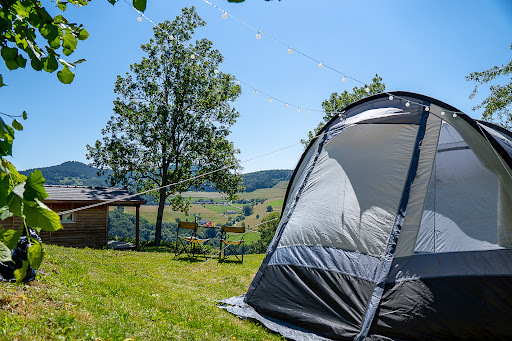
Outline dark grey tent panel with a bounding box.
[219,92,512,340]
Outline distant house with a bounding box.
[226,210,238,215]
[3,185,146,249]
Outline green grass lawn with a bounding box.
[0,246,281,341]
[267,199,284,208]
[204,204,240,214]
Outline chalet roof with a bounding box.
[44,185,146,206]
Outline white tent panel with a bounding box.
[278,123,418,258]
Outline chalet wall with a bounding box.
[0,203,108,249]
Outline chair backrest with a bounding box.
[178,222,198,230]
[221,226,245,233]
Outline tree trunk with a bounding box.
[155,187,167,246]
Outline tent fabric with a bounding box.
[222,92,512,340]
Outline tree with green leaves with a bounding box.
[0,0,148,282]
[301,74,386,147]
[87,7,244,246]
[467,42,512,129]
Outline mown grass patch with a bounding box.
[0,246,281,341]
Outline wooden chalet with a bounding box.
[3,185,146,249]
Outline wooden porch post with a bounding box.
[136,204,140,251]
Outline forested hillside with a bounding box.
[21,161,292,192]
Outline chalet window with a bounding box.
[60,213,75,223]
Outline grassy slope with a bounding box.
[0,246,281,341]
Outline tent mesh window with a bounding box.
[414,121,511,253]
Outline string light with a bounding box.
[269,98,272,103]
[127,1,463,119]
[406,101,410,107]
[254,90,258,95]
[452,113,458,118]
[441,111,445,116]
[297,107,300,112]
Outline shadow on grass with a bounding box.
[140,246,175,253]
[218,258,244,265]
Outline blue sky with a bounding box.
[2,0,511,173]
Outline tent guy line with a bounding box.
[55,141,302,217]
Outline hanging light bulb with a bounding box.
[425,106,430,112]
[405,101,410,107]
[297,107,300,112]
[452,113,458,118]
[214,69,219,74]
[441,111,445,116]
[269,98,272,103]
[168,35,174,41]
[339,113,343,118]
[286,103,289,107]
[190,54,195,59]
[222,12,227,19]
[318,63,323,68]
[342,76,347,83]
[388,95,394,101]
[254,90,258,95]
[288,48,292,54]
[137,16,142,22]
[236,80,240,86]
[365,87,370,93]
[256,31,261,40]
[308,110,311,114]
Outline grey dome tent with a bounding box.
[220,91,512,340]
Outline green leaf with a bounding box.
[1,47,17,61]
[24,170,47,201]
[62,48,73,57]
[31,58,44,71]
[16,55,26,68]
[42,56,58,73]
[62,30,77,52]
[78,28,89,41]
[22,111,27,120]
[28,240,43,270]
[24,199,62,232]
[49,37,61,49]
[133,0,147,12]
[14,260,28,283]
[0,74,4,87]
[7,192,22,217]
[39,23,59,42]
[57,66,75,84]
[57,1,67,11]
[12,119,23,131]
[0,225,23,250]
[5,59,19,70]
[0,241,11,263]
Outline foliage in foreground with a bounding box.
[467,42,512,129]
[0,245,281,340]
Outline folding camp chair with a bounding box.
[219,226,245,262]
[175,221,211,259]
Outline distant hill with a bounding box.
[20,161,292,192]
[20,161,110,187]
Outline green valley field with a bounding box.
[0,246,281,340]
